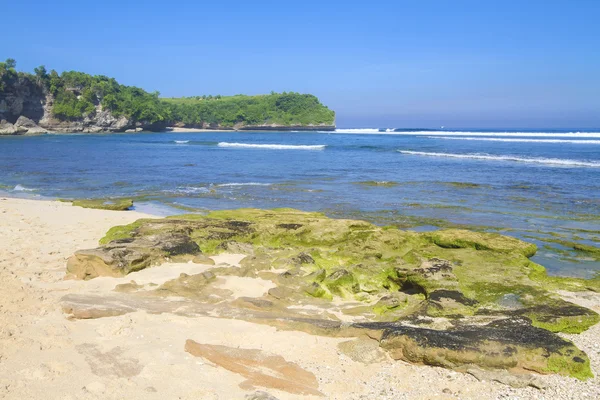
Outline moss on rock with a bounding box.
[72,198,134,211]
[67,207,600,379]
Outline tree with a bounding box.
[5,58,16,70]
[34,65,48,86]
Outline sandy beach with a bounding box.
[1,197,600,400]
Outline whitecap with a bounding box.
[398,150,600,167]
[334,128,381,134]
[427,136,600,144]
[217,182,272,187]
[165,187,211,194]
[13,184,36,192]
[334,130,600,138]
[174,140,190,144]
[218,142,326,150]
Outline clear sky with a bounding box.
[3,0,599,128]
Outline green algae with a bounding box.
[76,207,600,379]
[425,229,537,257]
[545,351,593,380]
[443,182,483,189]
[72,198,133,211]
[354,181,399,188]
[96,209,599,333]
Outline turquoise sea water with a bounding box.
[1,129,599,278]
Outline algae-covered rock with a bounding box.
[72,198,134,211]
[65,208,600,379]
[67,233,201,279]
[362,317,592,380]
[425,229,537,257]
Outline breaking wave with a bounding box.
[218,142,326,150]
[428,136,600,144]
[334,128,382,134]
[13,184,36,191]
[332,129,600,138]
[217,182,272,187]
[174,140,190,144]
[398,151,600,167]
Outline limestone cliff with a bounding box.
[0,76,161,135]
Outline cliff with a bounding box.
[0,60,336,135]
[0,65,164,135]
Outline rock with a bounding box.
[14,116,46,134]
[192,254,215,265]
[217,241,254,255]
[293,252,314,264]
[337,338,388,364]
[425,229,537,257]
[233,297,274,310]
[267,286,293,300]
[304,282,329,298]
[66,233,201,279]
[62,208,600,379]
[154,271,216,298]
[184,341,323,396]
[373,293,408,314]
[0,120,17,135]
[467,367,546,389]
[324,269,357,297]
[71,198,133,211]
[359,316,592,380]
[113,281,144,293]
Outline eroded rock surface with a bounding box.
[64,208,600,380]
[184,341,323,396]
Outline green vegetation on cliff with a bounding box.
[0,59,335,129]
[163,93,335,127]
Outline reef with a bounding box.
[64,208,600,380]
[71,198,133,211]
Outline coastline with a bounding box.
[1,196,600,399]
[0,125,337,136]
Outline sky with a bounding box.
[2,0,599,129]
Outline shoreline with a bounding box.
[0,196,599,399]
[0,125,336,136]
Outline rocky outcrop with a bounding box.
[66,232,201,279]
[0,77,161,134]
[63,208,600,379]
[0,119,19,134]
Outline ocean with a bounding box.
[1,128,599,278]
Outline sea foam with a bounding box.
[217,182,272,187]
[218,142,326,150]
[333,128,381,134]
[428,136,600,144]
[398,150,600,167]
[13,184,36,191]
[333,130,600,138]
[174,140,190,144]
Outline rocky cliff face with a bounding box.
[0,78,152,135]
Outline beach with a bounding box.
[1,197,599,399]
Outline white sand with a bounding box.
[1,197,599,399]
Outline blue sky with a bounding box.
[3,0,599,128]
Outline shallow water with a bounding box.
[1,130,599,277]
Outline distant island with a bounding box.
[0,59,336,134]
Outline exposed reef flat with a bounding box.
[3,198,600,399]
[65,208,600,380]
